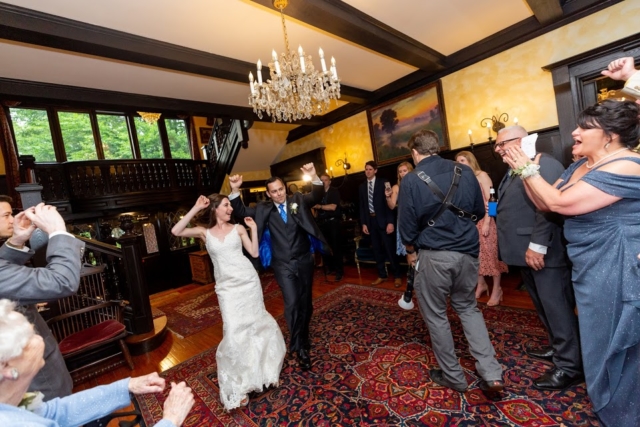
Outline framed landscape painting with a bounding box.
[367,81,449,165]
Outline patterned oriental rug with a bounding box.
[157,271,283,338]
[137,284,598,426]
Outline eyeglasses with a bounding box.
[495,137,521,149]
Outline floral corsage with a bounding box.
[19,391,44,412]
[290,203,299,214]
[511,162,540,180]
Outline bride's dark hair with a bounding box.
[193,193,233,228]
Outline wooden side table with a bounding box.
[189,250,214,284]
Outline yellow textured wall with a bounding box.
[273,111,373,174]
[444,0,640,149]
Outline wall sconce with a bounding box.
[335,153,351,175]
[480,113,509,142]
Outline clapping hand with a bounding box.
[504,146,541,170]
[128,372,166,394]
[229,174,243,192]
[23,203,66,235]
[10,211,37,246]
[194,195,210,211]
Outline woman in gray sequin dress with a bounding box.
[504,100,640,427]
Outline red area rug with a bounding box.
[156,271,282,338]
[138,284,598,426]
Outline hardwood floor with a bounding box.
[74,264,535,424]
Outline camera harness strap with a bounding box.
[415,166,479,227]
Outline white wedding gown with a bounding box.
[205,225,286,411]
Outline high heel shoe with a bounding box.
[487,289,503,307]
[475,284,489,299]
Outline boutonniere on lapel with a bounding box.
[290,203,299,215]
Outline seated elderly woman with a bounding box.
[503,100,640,427]
[0,299,194,426]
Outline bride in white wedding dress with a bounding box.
[171,194,286,411]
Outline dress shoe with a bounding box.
[526,346,554,361]
[297,349,311,371]
[371,277,387,286]
[429,369,467,392]
[533,367,584,390]
[394,278,402,288]
[334,272,343,282]
[478,379,504,392]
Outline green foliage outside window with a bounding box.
[135,117,163,159]
[97,114,133,159]
[59,112,98,161]
[165,119,191,159]
[9,108,56,162]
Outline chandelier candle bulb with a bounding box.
[514,117,519,125]
[486,121,491,139]
[257,60,263,85]
[319,48,327,73]
[468,129,472,143]
[331,57,338,79]
[298,46,306,73]
[249,73,255,95]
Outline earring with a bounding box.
[10,368,19,380]
[605,142,611,149]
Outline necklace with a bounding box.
[585,147,629,169]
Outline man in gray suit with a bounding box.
[495,126,583,390]
[0,197,84,400]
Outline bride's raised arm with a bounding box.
[237,217,259,258]
[171,195,209,240]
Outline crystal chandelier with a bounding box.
[248,0,340,122]
[137,111,161,124]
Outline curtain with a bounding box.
[0,102,22,207]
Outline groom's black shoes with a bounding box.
[297,349,312,371]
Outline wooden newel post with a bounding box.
[116,232,154,334]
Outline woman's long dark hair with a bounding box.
[578,100,640,149]
[193,194,231,228]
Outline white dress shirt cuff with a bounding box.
[528,242,547,254]
[49,231,76,239]
[228,192,240,200]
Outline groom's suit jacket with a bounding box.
[496,153,567,268]
[0,234,85,400]
[231,183,328,259]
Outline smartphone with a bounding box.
[384,182,391,190]
[521,133,538,159]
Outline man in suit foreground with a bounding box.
[359,161,401,287]
[398,129,503,393]
[0,197,84,400]
[229,163,327,370]
[495,126,583,390]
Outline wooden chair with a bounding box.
[46,265,134,384]
[354,235,387,276]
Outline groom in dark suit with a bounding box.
[228,163,327,370]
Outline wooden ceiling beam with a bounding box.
[525,0,563,24]
[249,0,446,72]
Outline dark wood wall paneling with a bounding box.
[544,33,640,164]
